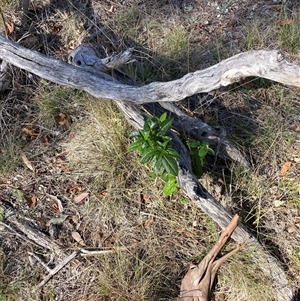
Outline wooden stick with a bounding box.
[37,251,78,288]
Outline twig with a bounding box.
[28,252,52,273]
[79,245,133,257]
[37,251,78,288]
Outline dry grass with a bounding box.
[0,1,300,301]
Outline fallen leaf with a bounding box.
[42,135,49,144]
[51,203,60,213]
[292,124,300,132]
[20,150,34,171]
[67,183,82,193]
[5,22,14,34]
[53,25,62,33]
[144,219,153,227]
[176,228,194,238]
[60,164,69,173]
[74,192,89,203]
[96,190,108,198]
[47,215,68,226]
[71,215,79,224]
[278,19,294,26]
[22,127,39,136]
[24,194,37,208]
[142,193,150,202]
[280,161,292,177]
[58,112,69,126]
[71,231,86,246]
[47,194,64,213]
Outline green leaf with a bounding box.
[140,149,158,164]
[159,112,167,122]
[129,130,140,139]
[157,118,173,136]
[129,138,144,152]
[153,154,163,175]
[198,144,210,158]
[166,147,180,158]
[161,154,178,176]
[163,175,177,196]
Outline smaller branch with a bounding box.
[79,246,131,256]
[179,214,249,301]
[68,45,135,74]
[36,251,78,288]
[28,252,52,273]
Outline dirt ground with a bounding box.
[0,0,300,300]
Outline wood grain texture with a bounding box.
[0,34,299,105]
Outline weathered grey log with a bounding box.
[67,46,249,167]
[0,34,296,300]
[0,34,299,105]
[0,60,12,92]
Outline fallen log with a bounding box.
[0,34,297,300]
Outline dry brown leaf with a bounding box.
[42,134,49,144]
[67,183,82,193]
[22,127,39,136]
[60,164,69,173]
[71,215,79,224]
[292,124,300,132]
[176,228,194,238]
[5,22,15,34]
[144,219,153,227]
[51,203,61,213]
[74,192,89,203]
[280,161,292,177]
[72,231,86,246]
[20,150,34,171]
[278,19,294,26]
[96,190,108,198]
[58,112,69,126]
[24,194,37,208]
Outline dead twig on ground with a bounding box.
[179,214,248,301]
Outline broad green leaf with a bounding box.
[158,118,173,136]
[198,143,210,158]
[129,138,144,152]
[129,130,140,138]
[163,175,177,196]
[153,154,163,175]
[166,148,180,158]
[161,154,178,176]
[159,112,167,122]
[140,149,158,164]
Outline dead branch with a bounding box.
[0,34,299,105]
[35,251,78,288]
[179,214,248,301]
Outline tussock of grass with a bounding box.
[35,84,87,127]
